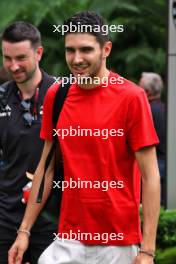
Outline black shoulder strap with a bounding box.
[36,81,71,203]
[52,81,71,132]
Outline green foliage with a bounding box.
[140,208,176,264]
[0,0,166,82]
[155,247,176,264]
[140,208,176,250]
[156,208,176,249]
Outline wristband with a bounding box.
[139,249,155,258]
[17,229,31,237]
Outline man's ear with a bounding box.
[102,41,112,59]
[36,46,43,62]
[145,89,152,99]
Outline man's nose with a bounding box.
[9,60,20,71]
[73,51,84,65]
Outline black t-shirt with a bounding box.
[0,70,56,232]
[150,99,166,160]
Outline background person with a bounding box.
[139,72,166,205]
[0,21,57,264]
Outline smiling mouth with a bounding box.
[72,64,89,70]
[12,71,25,76]
[72,67,89,75]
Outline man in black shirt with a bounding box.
[0,21,57,264]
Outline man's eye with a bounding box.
[81,47,93,52]
[65,48,74,53]
[17,57,27,60]
[4,57,11,61]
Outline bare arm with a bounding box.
[133,146,160,264]
[20,140,55,231]
[8,140,55,264]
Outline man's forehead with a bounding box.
[65,33,97,42]
[65,33,99,48]
[2,40,33,52]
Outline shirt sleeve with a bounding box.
[126,89,159,151]
[40,83,60,141]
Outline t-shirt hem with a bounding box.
[132,140,159,152]
[40,134,53,142]
[56,237,142,246]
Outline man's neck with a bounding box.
[17,68,42,100]
[148,94,161,101]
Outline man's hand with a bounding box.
[132,253,154,264]
[8,233,29,264]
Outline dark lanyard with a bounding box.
[33,87,39,120]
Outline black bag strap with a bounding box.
[36,81,71,203]
[52,81,71,130]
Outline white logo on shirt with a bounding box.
[0,104,12,117]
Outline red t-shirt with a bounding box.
[40,72,159,245]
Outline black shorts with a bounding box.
[0,224,57,264]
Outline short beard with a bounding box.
[7,66,37,84]
[89,53,103,79]
[14,67,36,84]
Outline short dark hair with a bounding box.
[1,21,41,48]
[63,11,109,47]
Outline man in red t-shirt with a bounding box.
[9,11,160,264]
